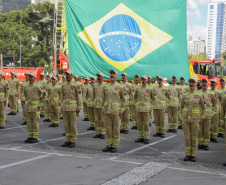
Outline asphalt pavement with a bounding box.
[0,104,226,185]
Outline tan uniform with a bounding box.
[103,82,126,148]
[62,81,82,142]
[24,82,44,139]
[82,83,89,119]
[220,95,226,154]
[218,87,226,135]
[181,90,205,156]
[198,90,216,146]
[93,82,106,135]
[178,84,189,127]
[86,84,95,128]
[8,78,20,113]
[21,79,29,122]
[134,85,154,139]
[57,80,63,118]
[48,84,61,125]
[148,83,154,123]
[121,81,133,131]
[37,79,47,115]
[0,80,9,127]
[153,85,171,134]
[167,84,181,130]
[132,83,141,126]
[209,88,222,139]
[44,82,52,120]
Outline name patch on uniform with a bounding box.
[162,89,165,92]
[41,87,44,90]
[185,88,187,90]
[194,95,199,99]
[124,88,126,92]
[146,89,150,93]
[176,88,179,91]
[54,88,57,90]
[115,87,119,90]
[78,86,81,90]
[33,87,36,91]
[208,94,212,98]
[215,92,219,96]
[126,85,129,88]
[71,86,75,90]
[0,83,2,86]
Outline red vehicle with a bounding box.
[189,59,226,88]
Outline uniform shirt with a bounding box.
[218,87,226,100]
[57,80,63,86]
[93,82,105,109]
[134,85,154,112]
[8,78,20,96]
[61,80,82,111]
[132,83,141,105]
[153,85,171,109]
[168,84,181,107]
[86,84,94,108]
[209,88,223,114]
[24,82,44,113]
[38,79,47,89]
[200,89,217,119]
[44,82,52,97]
[20,79,29,102]
[103,82,126,114]
[82,83,89,102]
[0,79,9,102]
[122,81,133,106]
[180,84,189,95]
[181,90,205,122]
[48,84,61,105]
[220,95,226,125]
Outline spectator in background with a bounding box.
[163,78,170,87]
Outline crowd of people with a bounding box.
[0,70,225,165]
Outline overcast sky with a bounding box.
[187,0,212,40]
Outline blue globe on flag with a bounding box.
[99,14,142,62]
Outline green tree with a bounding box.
[188,53,210,61]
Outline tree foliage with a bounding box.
[219,51,226,65]
[188,53,210,61]
[0,2,54,68]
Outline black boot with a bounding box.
[184,156,191,161]
[30,138,38,143]
[93,134,101,138]
[40,114,45,118]
[69,142,75,148]
[25,137,32,143]
[131,126,137,129]
[43,119,49,122]
[8,112,13,115]
[144,139,149,144]
[223,162,226,166]
[124,130,129,134]
[172,129,177,133]
[198,144,203,149]
[178,126,182,129]
[211,139,218,143]
[12,112,17,115]
[62,133,65,136]
[111,147,117,153]
[62,142,70,147]
[218,133,221,137]
[167,129,172,132]
[135,138,144,143]
[120,129,124,133]
[160,133,165,138]
[190,156,196,162]
[87,127,94,130]
[203,145,209,151]
[153,133,160,137]
[21,122,27,125]
[100,135,105,139]
[103,146,111,152]
[221,134,225,138]
[149,123,152,126]
[49,124,54,127]
[52,124,59,127]
[0,126,5,129]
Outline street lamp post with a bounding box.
[45,64,49,75]
[16,33,21,67]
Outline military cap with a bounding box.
[62,75,66,78]
[51,76,58,81]
[220,78,225,82]
[135,75,140,78]
[109,69,118,76]
[96,73,104,77]
[90,77,96,80]
[25,72,30,76]
[65,69,73,75]
[29,73,36,78]
[172,76,177,79]
[0,72,5,77]
[10,72,16,76]
[84,77,90,80]
[74,75,79,78]
[158,76,164,81]
[201,79,208,83]
[210,79,217,83]
[188,78,197,83]
[56,74,61,77]
[121,72,127,76]
[180,77,185,80]
[40,72,45,76]
[46,75,50,78]
[141,75,148,80]
[148,76,152,79]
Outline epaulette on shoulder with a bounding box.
[195,91,202,96]
[163,86,168,90]
[93,82,98,86]
[137,85,142,89]
[183,91,190,95]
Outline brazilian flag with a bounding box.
[65,0,189,81]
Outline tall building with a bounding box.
[31,0,56,4]
[0,0,31,13]
[188,37,206,55]
[206,0,226,60]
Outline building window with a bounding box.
[210,5,214,10]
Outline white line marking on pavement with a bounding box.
[168,167,226,177]
[0,154,51,170]
[125,135,176,154]
[1,122,46,131]
[106,159,143,165]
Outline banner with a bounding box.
[65,0,189,81]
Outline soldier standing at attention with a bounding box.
[220,94,226,166]
[61,70,82,148]
[48,76,61,127]
[21,72,30,125]
[43,75,52,122]
[56,74,63,86]
[153,76,171,138]
[82,77,90,121]
[24,73,45,143]
[167,76,181,133]
[134,75,154,144]
[178,77,189,129]
[8,72,20,115]
[0,72,9,129]
[74,75,82,86]
[120,73,133,134]
[209,79,222,143]
[181,78,205,162]
[38,72,47,118]
[86,77,96,131]
[102,70,126,153]
[93,73,106,139]
[131,75,141,130]
[148,76,153,126]
[198,79,216,151]
[15,73,20,113]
